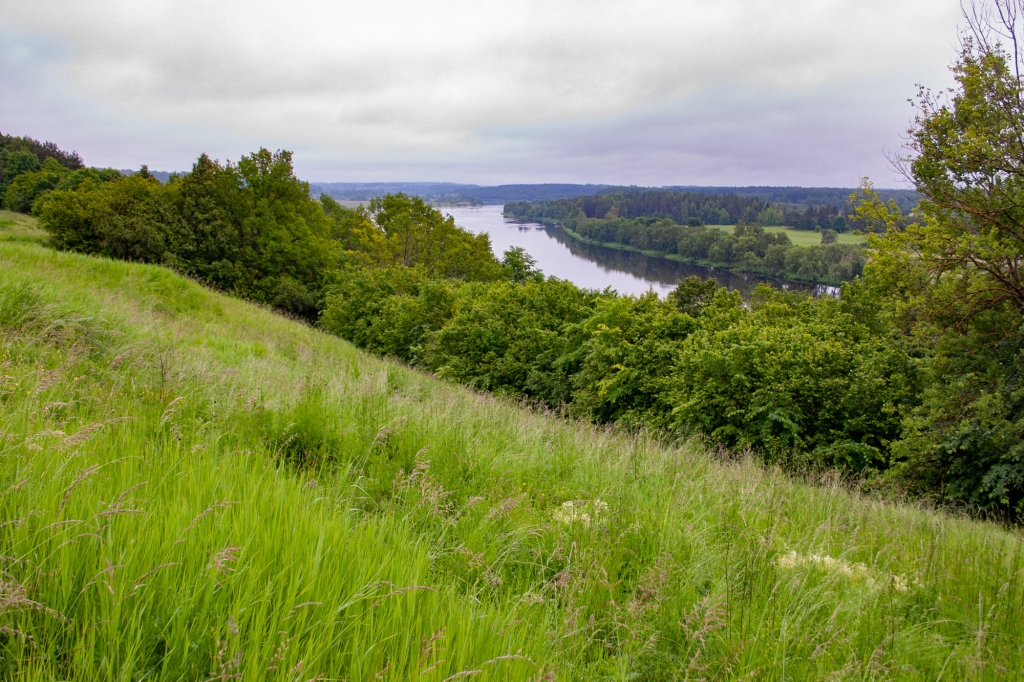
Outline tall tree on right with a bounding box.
[854,0,1024,517]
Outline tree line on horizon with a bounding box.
[505,190,860,231]
[315,182,919,210]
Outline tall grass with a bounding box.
[0,232,1022,680]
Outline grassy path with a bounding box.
[0,225,1021,679]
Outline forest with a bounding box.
[0,132,85,212]
[505,190,853,230]
[505,192,865,284]
[660,185,920,213]
[566,216,864,283]
[1,27,1020,520]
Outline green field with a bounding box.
[0,210,47,244]
[707,224,867,246]
[0,220,1022,680]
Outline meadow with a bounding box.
[0,219,1022,680]
[0,211,47,244]
[706,224,866,246]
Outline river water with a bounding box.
[443,204,833,299]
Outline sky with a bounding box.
[0,0,962,187]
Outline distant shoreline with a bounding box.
[531,218,852,288]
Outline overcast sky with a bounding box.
[0,0,961,186]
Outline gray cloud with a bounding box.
[0,0,961,184]
[292,76,927,186]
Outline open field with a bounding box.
[707,224,866,246]
[0,222,1022,679]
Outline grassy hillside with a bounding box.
[0,211,46,244]
[0,221,1022,680]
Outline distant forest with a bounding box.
[310,182,614,204]
[118,168,175,183]
[656,186,919,213]
[505,190,862,231]
[313,181,917,211]
[105,171,918,212]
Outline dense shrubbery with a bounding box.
[35,151,502,319]
[563,216,866,283]
[319,270,922,480]
[0,132,84,210]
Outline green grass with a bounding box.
[0,211,48,245]
[707,224,866,246]
[0,222,1022,679]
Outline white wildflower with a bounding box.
[775,550,914,594]
[552,499,609,527]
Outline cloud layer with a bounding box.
[0,0,962,184]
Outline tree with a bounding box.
[366,193,502,281]
[0,151,40,208]
[4,158,70,213]
[501,246,544,284]
[0,134,84,209]
[666,276,718,317]
[854,0,1024,515]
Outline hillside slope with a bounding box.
[0,223,1022,680]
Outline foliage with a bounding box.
[847,37,1024,515]
[321,269,600,405]
[501,246,545,283]
[567,291,700,426]
[561,215,865,284]
[26,143,504,324]
[506,190,767,225]
[362,193,502,280]
[0,132,83,170]
[4,158,71,213]
[321,273,916,477]
[37,150,340,318]
[505,190,862,231]
[0,133,82,209]
[666,287,919,468]
[319,265,448,361]
[424,278,599,404]
[653,184,919,213]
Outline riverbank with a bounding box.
[554,221,856,288]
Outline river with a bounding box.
[443,204,834,299]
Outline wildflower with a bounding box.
[552,499,608,528]
[775,550,916,594]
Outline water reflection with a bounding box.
[544,223,836,299]
[443,205,838,299]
